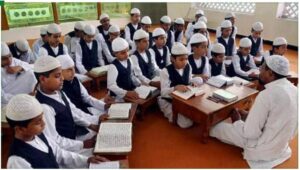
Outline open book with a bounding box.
[89,65,109,77]
[212,89,238,103]
[108,103,131,119]
[94,122,132,154]
[206,75,234,88]
[172,86,205,100]
[232,76,251,86]
[135,85,157,99]
[89,161,120,169]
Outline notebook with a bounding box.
[212,89,238,103]
[172,86,205,100]
[108,103,131,119]
[89,65,109,77]
[232,76,251,86]
[206,75,234,88]
[94,122,132,153]
[89,161,120,169]
[135,85,157,99]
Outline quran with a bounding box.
[172,86,205,100]
[135,85,157,99]
[89,65,109,77]
[108,103,131,119]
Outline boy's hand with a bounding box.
[88,155,109,164]
[88,124,99,132]
[99,113,109,122]
[125,91,139,100]
[103,95,115,104]
[6,66,23,74]
[249,72,258,78]
[149,81,160,89]
[199,74,209,82]
[175,85,190,92]
[83,136,96,148]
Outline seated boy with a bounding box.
[208,43,227,77]
[261,37,288,64]
[8,39,35,64]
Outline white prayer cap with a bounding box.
[130,8,140,14]
[34,56,61,73]
[174,18,184,25]
[16,39,29,52]
[265,55,290,76]
[133,29,149,40]
[108,25,120,33]
[1,42,10,57]
[141,16,152,25]
[189,33,207,44]
[198,16,207,24]
[225,12,236,19]
[196,9,204,16]
[239,37,252,47]
[152,28,166,37]
[171,42,189,55]
[74,21,85,31]
[160,16,171,24]
[193,21,207,29]
[273,37,288,46]
[56,54,74,69]
[6,94,43,121]
[211,43,226,53]
[221,20,232,28]
[112,37,129,52]
[252,22,264,32]
[83,24,96,36]
[99,13,109,20]
[40,26,48,35]
[47,23,61,34]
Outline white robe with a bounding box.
[95,33,115,64]
[32,38,45,60]
[210,78,298,168]
[64,35,80,59]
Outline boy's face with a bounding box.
[155,35,166,47]
[18,114,45,137]
[136,38,149,51]
[114,48,129,61]
[275,45,287,55]
[259,63,273,85]
[161,23,171,32]
[1,55,12,67]
[222,27,232,38]
[76,30,85,39]
[142,24,151,32]
[239,47,251,56]
[230,17,235,25]
[175,24,184,32]
[62,67,75,81]
[199,29,207,36]
[40,67,64,91]
[193,42,208,56]
[252,30,262,39]
[172,55,188,69]
[49,33,62,47]
[41,35,49,43]
[109,32,120,41]
[131,14,141,24]
[213,53,225,64]
[100,18,110,30]
[84,34,95,43]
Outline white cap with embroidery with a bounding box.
[252,22,264,32]
[225,12,236,19]
[133,29,149,40]
[130,8,140,14]
[265,55,290,76]
[34,56,61,73]
[99,13,109,20]
[56,54,74,69]
[74,21,85,31]
[193,21,207,29]
[16,39,30,52]
[189,33,208,44]
[211,43,226,53]
[273,37,288,46]
[83,24,96,36]
[198,16,207,24]
[239,37,252,48]
[141,16,152,25]
[221,20,232,28]
[40,26,48,35]
[153,28,166,37]
[108,25,120,33]
[196,9,204,16]
[174,18,184,25]
[160,16,171,24]
[171,42,188,55]
[112,37,129,52]
[47,23,62,34]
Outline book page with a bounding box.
[213,89,238,102]
[207,76,227,88]
[172,86,202,100]
[95,123,132,153]
[89,161,120,169]
[89,65,109,76]
[135,85,157,99]
[232,76,250,85]
[108,103,131,119]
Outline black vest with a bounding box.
[67,31,76,37]
[151,45,168,69]
[97,25,111,41]
[9,133,59,168]
[248,35,261,56]
[102,39,114,65]
[237,52,251,72]
[209,58,223,76]
[188,54,206,75]
[166,30,173,52]
[79,39,99,71]
[166,64,190,87]
[217,37,234,56]
[174,31,182,42]
[148,32,153,47]
[36,90,88,139]
[110,59,136,96]
[62,77,92,115]
[42,42,64,57]
[127,23,141,40]
[261,50,273,65]
[8,43,21,59]
[134,50,155,79]
[230,26,235,38]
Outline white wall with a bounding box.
[167,2,298,46]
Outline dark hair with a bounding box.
[34,68,57,83]
[272,45,282,51]
[47,32,52,36]
[74,28,80,32]
[41,34,47,38]
[6,117,33,128]
[193,29,200,34]
[264,63,287,80]
[211,52,224,57]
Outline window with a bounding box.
[277,2,298,20]
[57,2,98,22]
[4,3,54,28]
[192,2,256,14]
[101,3,131,18]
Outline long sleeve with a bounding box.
[185,23,193,42]
[221,63,227,76]
[216,27,221,38]
[75,44,88,74]
[232,55,250,77]
[107,64,128,98]
[160,68,175,98]
[97,34,115,64]
[79,82,105,111]
[248,55,258,69]
[27,50,36,64]
[32,39,41,60]
[124,26,134,48]
[131,54,151,84]
[64,35,72,54]
[258,38,264,55]
[7,156,32,169]
[63,43,69,55]
[38,47,48,57]
[13,58,32,71]
[166,47,171,66]
[177,31,184,43]
[232,39,237,56]
[203,57,210,76]
[1,89,14,105]
[96,41,105,66]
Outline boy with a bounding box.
[231,37,258,79]
[6,94,108,168]
[39,23,68,57]
[149,28,171,69]
[209,43,227,77]
[101,25,120,65]
[160,15,174,51]
[8,39,35,64]
[57,54,113,116]
[75,24,104,76]
[216,20,236,61]
[159,42,203,128]
[1,42,36,106]
[131,29,161,88]
[216,12,237,39]
[124,8,141,49]
[107,37,141,102]
[261,37,288,64]
[185,9,205,42]
[64,21,85,58]
[172,18,185,43]
[188,33,210,81]
[32,26,48,60]
[97,13,111,42]
[248,22,264,58]
[141,16,153,46]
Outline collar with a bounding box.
[264,78,288,89]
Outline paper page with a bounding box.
[207,76,226,88]
[89,161,120,169]
[108,103,131,119]
[135,85,157,99]
[232,76,250,85]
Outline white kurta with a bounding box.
[1,58,36,106]
[188,56,210,77]
[166,30,175,50]
[124,23,139,48]
[38,44,68,57]
[148,47,171,68]
[7,134,89,169]
[216,25,238,39]
[185,22,195,42]
[32,38,45,60]
[210,78,298,168]
[232,54,257,77]
[131,51,161,85]
[107,59,141,100]
[158,65,203,128]
[64,35,81,59]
